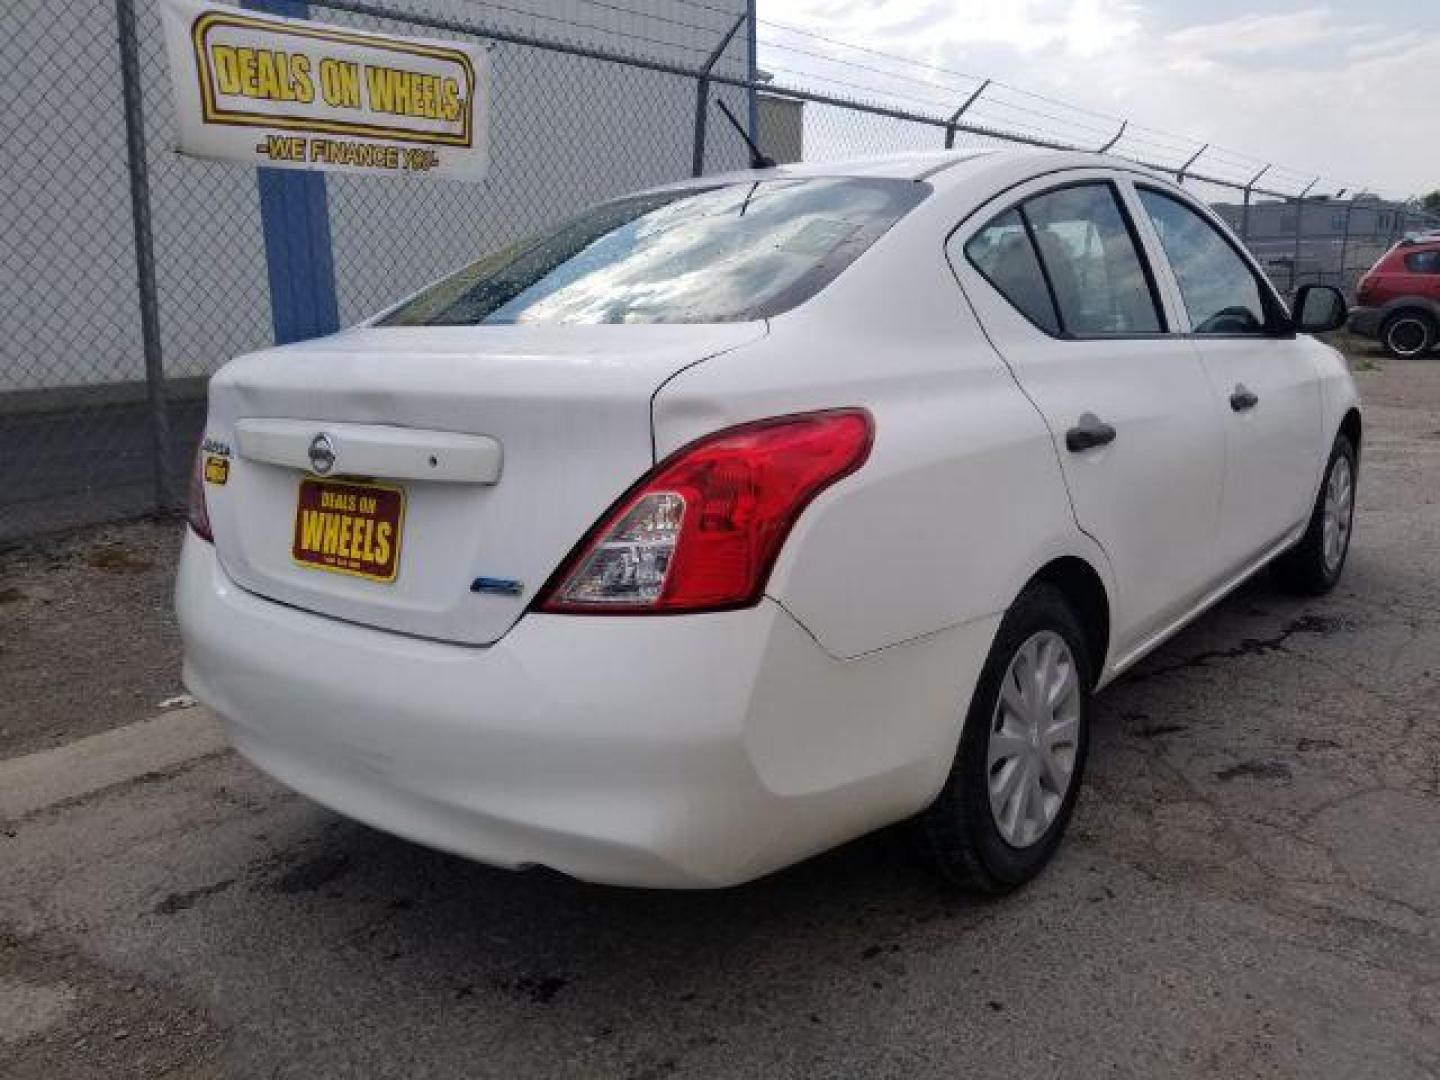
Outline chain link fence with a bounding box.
[3,0,1435,542]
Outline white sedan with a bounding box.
[177,149,1360,891]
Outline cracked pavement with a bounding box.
[2,352,1438,1079]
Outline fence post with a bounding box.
[944,78,989,149]
[692,13,748,177]
[1240,164,1270,245]
[1289,197,1299,292]
[1098,120,1127,153]
[745,0,758,142]
[1176,143,1208,187]
[1338,188,1364,297]
[114,0,174,511]
[1292,177,1318,294]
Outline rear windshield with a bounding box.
[379,177,928,326]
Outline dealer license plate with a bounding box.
[292,477,405,583]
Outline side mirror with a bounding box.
[1292,284,1347,333]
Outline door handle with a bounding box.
[1065,413,1117,453]
[1230,385,1259,412]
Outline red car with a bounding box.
[1349,235,1440,356]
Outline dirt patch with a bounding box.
[85,543,156,574]
[153,879,236,916]
[0,517,186,760]
[493,972,570,1005]
[1215,759,1294,784]
[0,927,225,1080]
[268,852,355,896]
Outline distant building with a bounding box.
[757,92,805,164]
[1211,195,1440,295]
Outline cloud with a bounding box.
[759,0,1440,196]
[1164,8,1360,55]
[807,0,1144,58]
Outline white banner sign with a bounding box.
[160,0,490,179]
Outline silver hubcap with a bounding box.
[1387,318,1429,356]
[1322,455,1353,573]
[987,631,1081,848]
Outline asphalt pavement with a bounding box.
[2,355,1439,1079]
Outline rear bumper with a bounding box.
[177,533,995,887]
[1347,306,1383,339]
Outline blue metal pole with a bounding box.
[246,0,340,344]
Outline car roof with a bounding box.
[671,148,1168,191]
[768,148,999,180]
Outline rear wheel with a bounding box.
[1381,311,1436,358]
[915,583,1091,893]
[1272,433,1356,595]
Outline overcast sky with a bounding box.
[759,0,1440,199]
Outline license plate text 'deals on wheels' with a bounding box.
[292,478,404,583]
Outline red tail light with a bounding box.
[537,410,873,614]
[188,449,213,542]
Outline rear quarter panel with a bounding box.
[651,201,1105,660]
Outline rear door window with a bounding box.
[960,182,1162,337]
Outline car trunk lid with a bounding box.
[202,322,765,644]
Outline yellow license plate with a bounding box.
[292,477,405,583]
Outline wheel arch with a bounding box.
[1339,407,1362,464]
[1026,556,1110,687]
[1379,295,1440,323]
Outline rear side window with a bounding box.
[962,182,1161,337]
[964,209,1060,335]
[1138,189,1269,334]
[380,177,928,326]
[1403,250,1440,274]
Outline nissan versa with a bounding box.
[177,149,1360,891]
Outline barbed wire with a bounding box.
[744,5,1361,196]
[424,0,1371,195]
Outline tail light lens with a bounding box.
[187,448,213,542]
[537,410,873,614]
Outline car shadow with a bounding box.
[217,566,1352,1059]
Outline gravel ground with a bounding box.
[0,517,187,759]
[2,345,1438,1079]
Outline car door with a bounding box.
[948,173,1227,659]
[1130,184,1323,575]
[1391,247,1440,302]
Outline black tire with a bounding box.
[1272,434,1357,596]
[1380,310,1436,358]
[915,582,1092,894]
